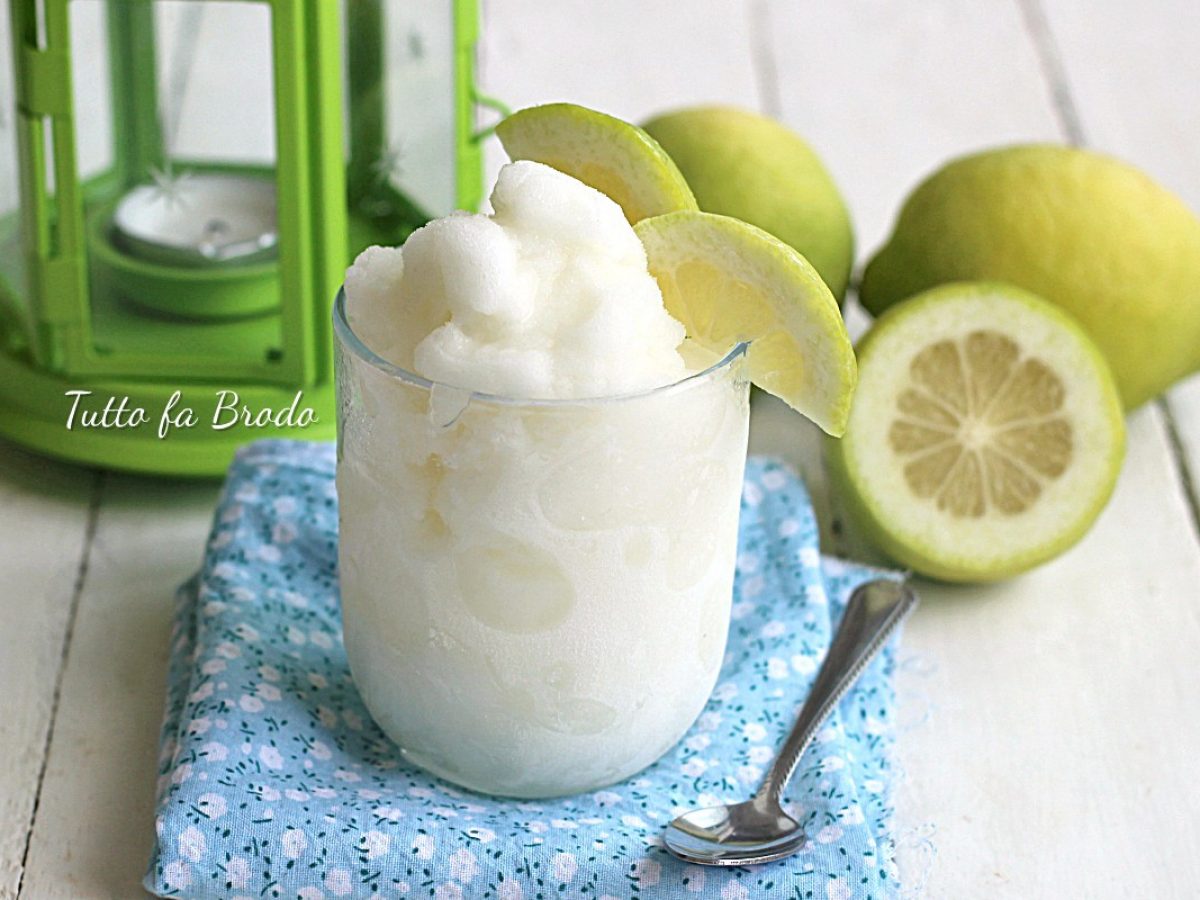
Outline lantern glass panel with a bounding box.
[345,0,458,244]
[71,0,287,382]
[381,0,455,217]
[0,4,27,337]
[69,0,113,182]
[152,1,276,169]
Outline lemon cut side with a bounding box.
[829,282,1125,581]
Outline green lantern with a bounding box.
[0,0,487,475]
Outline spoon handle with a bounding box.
[755,578,918,808]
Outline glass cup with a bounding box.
[334,289,751,797]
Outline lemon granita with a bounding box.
[336,161,751,797]
[344,161,695,398]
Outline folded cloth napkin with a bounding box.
[146,440,905,900]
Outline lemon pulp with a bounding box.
[890,330,1073,517]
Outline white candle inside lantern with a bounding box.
[113,172,278,265]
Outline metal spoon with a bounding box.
[664,578,918,866]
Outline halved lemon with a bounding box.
[496,102,698,224]
[635,211,856,436]
[828,282,1125,581]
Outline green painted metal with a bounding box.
[0,0,484,477]
[107,2,163,191]
[455,0,484,211]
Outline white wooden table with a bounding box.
[3,2,1199,897]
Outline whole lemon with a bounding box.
[860,145,1200,409]
[643,106,854,301]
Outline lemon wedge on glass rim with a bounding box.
[496,102,698,224]
[636,211,856,436]
[827,282,1126,582]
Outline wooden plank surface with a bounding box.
[479,0,762,187]
[2,2,1199,898]
[755,0,1062,266]
[0,444,94,899]
[16,475,218,899]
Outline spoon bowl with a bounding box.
[665,798,806,866]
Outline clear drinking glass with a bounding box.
[334,289,751,798]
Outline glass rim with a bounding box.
[332,287,748,408]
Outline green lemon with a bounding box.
[828,282,1125,582]
[643,106,854,301]
[495,103,697,224]
[860,145,1200,408]
[635,211,856,436]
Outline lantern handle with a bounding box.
[470,88,512,143]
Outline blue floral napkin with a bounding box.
[146,440,906,900]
